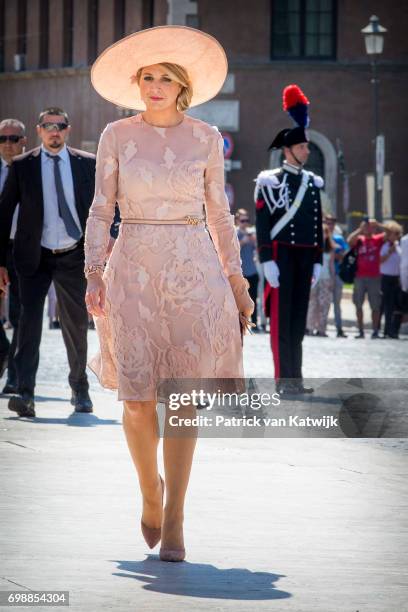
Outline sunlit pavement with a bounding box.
[0,298,407,612]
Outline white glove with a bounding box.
[311,263,322,288]
[263,261,280,288]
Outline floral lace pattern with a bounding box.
[84,113,244,401]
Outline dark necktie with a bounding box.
[45,152,81,241]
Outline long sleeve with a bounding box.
[401,235,408,291]
[313,192,324,265]
[204,130,242,277]
[254,183,274,263]
[0,163,20,267]
[84,123,118,276]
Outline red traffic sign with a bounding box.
[221,132,234,159]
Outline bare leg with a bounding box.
[356,306,364,331]
[161,404,198,550]
[122,400,162,529]
[372,309,380,331]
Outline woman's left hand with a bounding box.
[228,274,255,334]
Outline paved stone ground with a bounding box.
[0,297,407,612]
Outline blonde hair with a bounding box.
[135,62,193,112]
[384,220,403,237]
[235,208,249,220]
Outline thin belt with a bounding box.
[42,240,81,255]
[121,215,205,226]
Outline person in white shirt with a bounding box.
[0,118,26,393]
[400,233,408,292]
[391,232,408,338]
[379,221,403,338]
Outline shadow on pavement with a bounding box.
[112,557,291,600]
[4,413,120,427]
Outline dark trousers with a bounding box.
[15,242,89,396]
[392,289,408,336]
[6,241,21,385]
[0,320,9,362]
[380,274,400,336]
[268,244,315,380]
[0,242,20,380]
[245,273,259,326]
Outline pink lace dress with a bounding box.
[84,112,244,401]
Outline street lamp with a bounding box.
[361,15,387,221]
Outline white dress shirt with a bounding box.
[1,157,19,240]
[400,234,408,292]
[380,241,401,276]
[40,144,83,250]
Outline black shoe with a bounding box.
[337,329,348,338]
[71,389,93,413]
[8,393,36,417]
[314,331,329,337]
[276,384,294,396]
[2,382,18,395]
[276,381,314,396]
[355,331,365,339]
[292,382,315,394]
[371,330,380,339]
[276,380,293,396]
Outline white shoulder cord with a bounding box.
[261,173,289,211]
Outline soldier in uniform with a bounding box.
[254,85,324,394]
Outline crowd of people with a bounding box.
[235,209,408,340]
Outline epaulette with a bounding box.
[254,168,282,189]
[307,171,324,189]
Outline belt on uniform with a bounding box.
[121,216,205,226]
[48,241,80,255]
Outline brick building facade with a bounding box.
[0,0,407,227]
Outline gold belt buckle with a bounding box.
[185,215,200,226]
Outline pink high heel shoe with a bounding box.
[159,518,186,562]
[141,474,164,549]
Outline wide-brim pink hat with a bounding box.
[91,25,228,110]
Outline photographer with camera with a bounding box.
[347,218,387,339]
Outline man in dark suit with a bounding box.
[0,118,26,390]
[0,107,96,417]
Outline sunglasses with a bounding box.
[39,122,69,131]
[0,135,23,143]
[239,218,250,223]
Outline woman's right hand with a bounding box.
[85,274,106,317]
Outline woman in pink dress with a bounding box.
[84,26,254,562]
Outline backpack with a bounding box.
[339,248,358,283]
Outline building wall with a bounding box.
[0,0,407,228]
[197,0,408,226]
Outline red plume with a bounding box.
[283,85,310,111]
